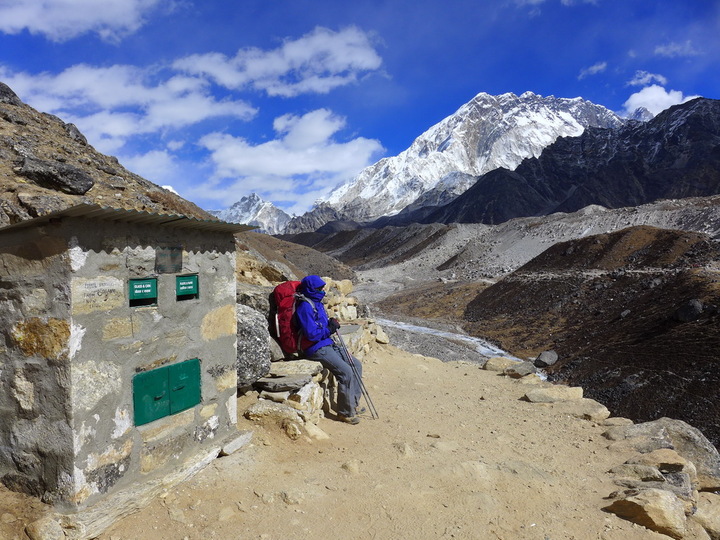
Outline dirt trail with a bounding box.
[91,344,673,540]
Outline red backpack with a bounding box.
[271,280,320,357]
[271,280,301,355]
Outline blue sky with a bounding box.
[1,0,717,215]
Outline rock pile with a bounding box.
[603,418,720,539]
[485,357,720,539]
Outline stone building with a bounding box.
[0,204,250,524]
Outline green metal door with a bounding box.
[170,358,201,414]
[133,368,170,426]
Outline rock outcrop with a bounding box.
[0,81,214,225]
[602,418,720,538]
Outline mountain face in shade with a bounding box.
[385,97,720,226]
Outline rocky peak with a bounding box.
[211,193,291,235]
[629,106,654,122]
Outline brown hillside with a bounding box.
[462,226,720,447]
[243,232,356,282]
[0,82,211,224]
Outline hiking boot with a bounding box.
[356,406,367,414]
[338,414,360,425]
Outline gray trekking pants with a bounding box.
[308,344,363,417]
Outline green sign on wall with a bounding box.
[129,278,157,300]
[176,275,199,296]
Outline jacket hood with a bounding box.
[300,275,326,301]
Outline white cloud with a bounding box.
[167,140,184,151]
[273,109,346,150]
[622,85,700,116]
[173,26,383,97]
[0,64,257,153]
[654,40,702,58]
[578,61,607,80]
[627,70,668,87]
[190,109,384,212]
[120,150,181,186]
[0,0,165,42]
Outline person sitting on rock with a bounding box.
[295,274,364,425]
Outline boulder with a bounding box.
[244,400,304,436]
[534,350,558,368]
[607,437,674,455]
[288,381,325,424]
[219,431,254,456]
[18,156,95,195]
[269,338,285,362]
[337,304,358,321]
[335,279,354,296]
[374,326,390,344]
[269,360,324,378]
[603,417,635,427]
[566,397,610,421]
[626,449,693,476]
[605,488,687,539]
[0,82,22,106]
[236,304,272,387]
[603,418,720,491]
[258,390,290,403]
[25,516,65,540]
[673,299,704,322]
[484,357,518,372]
[609,464,666,483]
[693,492,720,540]
[64,122,87,145]
[255,375,311,392]
[504,361,537,378]
[236,283,272,313]
[523,385,583,403]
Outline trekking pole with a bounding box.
[334,332,379,419]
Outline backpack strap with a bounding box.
[294,293,317,314]
[293,293,319,354]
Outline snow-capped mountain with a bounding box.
[211,194,290,234]
[284,91,626,233]
[382,97,720,227]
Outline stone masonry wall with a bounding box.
[0,216,239,512]
[0,226,74,503]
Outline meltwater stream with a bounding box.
[375,317,521,363]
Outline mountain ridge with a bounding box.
[377,97,720,227]
[279,91,627,233]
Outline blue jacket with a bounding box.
[295,275,333,356]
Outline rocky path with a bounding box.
[93,344,686,540]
